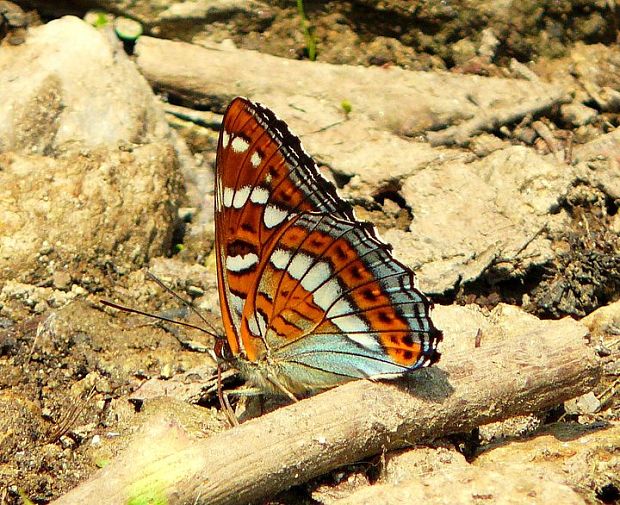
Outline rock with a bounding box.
[332,465,585,505]
[567,43,620,112]
[478,415,542,443]
[0,16,185,287]
[388,146,572,294]
[451,37,477,66]
[580,299,620,398]
[573,128,620,200]
[362,36,420,68]
[0,146,180,286]
[0,1,28,28]
[0,0,32,45]
[573,128,620,211]
[564,392,601,415]
[581,300,620,341]
[311,469,370,505]
[514,125,537,144]
[560,103,597,127]
[52,271,72,290]
[594,87,620,112]
[478,28,500,60]
[0,17,172,151]
[474,422,620,501]
[431,303,589,358]
[469,133,509,156]
[381,445,467,484]
[509,58,540,81]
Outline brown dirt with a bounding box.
[1,1,619,504]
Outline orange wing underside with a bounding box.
[215,97,441,375]
[243,220,426,366]
[216,100,323,360]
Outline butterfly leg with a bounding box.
[266,374,299,403]
[226,387,264,397]
[217,363,239,426]
[224,377,298,402]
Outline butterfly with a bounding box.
[214,97,442,399]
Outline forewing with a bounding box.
[215,98,354,360]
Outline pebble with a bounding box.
[564,391,601,415]
[560,103,597,126]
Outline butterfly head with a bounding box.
[213,335,234,361]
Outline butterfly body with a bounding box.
[215,97,441,397]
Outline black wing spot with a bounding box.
[228,239,257,257]
[361,288,377,301]
[350,266,364,280]
[401,334,414,347]
[309,237,324,249]
[334,245,347,260]
[280,190,293,202]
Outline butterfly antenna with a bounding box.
[145,271,222,338]
[100,299,220,340]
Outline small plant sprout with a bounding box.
[341,99,352,117]
[84,10,113,28]
[296,0,317,61]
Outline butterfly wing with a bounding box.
[215,97,354,361]
[215,97,441,392]
[253,212,441,391]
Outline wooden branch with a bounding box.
[133,36,565,137]
[132,36,568,189]
[52,311,600,505]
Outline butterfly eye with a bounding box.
[214,339,233,360]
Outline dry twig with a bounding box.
[426,94,569,147]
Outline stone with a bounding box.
[474,422,620,501]
[0,16,185,287]
[333,465,585,504]
[560,103,597,126]
[389,146,573,294]
[564,392,601,415]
